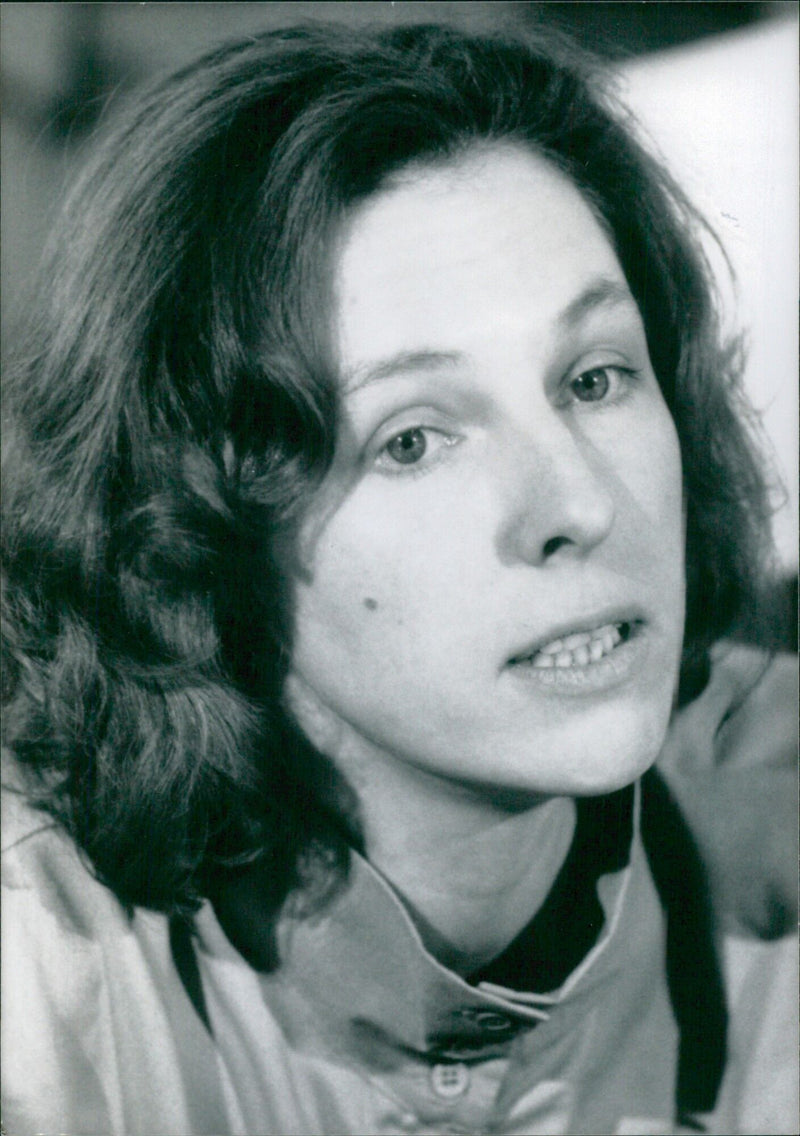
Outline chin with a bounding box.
[520,714,669,799]
[577,742,665,797]
[560,755,656,798]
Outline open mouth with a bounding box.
[509,620,636,670]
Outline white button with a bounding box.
[430,1062,470,1099]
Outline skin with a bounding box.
[283,145,685,969]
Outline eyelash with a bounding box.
[563,363,641,407]
[374,426,459,477]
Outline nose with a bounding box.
[495,417,615,567]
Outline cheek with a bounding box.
[292,512,430,654]
[656,421,684,533]
[292,485,483,673]
[635,411,686,621]
[623,400,684,528]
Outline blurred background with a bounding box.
[2,2,797,642]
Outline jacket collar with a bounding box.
[243,783,640,1058]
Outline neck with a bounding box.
[284,673,577,973]
[358,765,576,974]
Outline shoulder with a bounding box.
[716,932,800,1135]
[657,644,798,937]
[2,760,122,1130]
[2,752,138,1037]
[1,754,210,1134]
[711,643,797,769]
[2,754,131,939]
[661,643,797,773]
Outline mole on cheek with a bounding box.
[363,597,379,611]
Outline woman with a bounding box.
[2,22,796,1136]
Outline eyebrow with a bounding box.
[342,275,637,396]
[343,350,463,395]
[555,276,637,330]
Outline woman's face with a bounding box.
[284,145,685,798]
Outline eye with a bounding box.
[374,424,459,475]
[568,364,638,403]
[385,427,428,465]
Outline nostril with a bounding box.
[543,535,571,558]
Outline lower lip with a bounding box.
[505,625,647,696]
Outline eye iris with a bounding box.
[573,368,610,401]
[387,428,427,464]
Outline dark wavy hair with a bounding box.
[2,23,774,925]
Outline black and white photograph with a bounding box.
[2,4,798,1134]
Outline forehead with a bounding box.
[334,145,627,371]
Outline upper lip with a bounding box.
[505,605,646,665]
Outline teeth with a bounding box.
[530,622,628,669]
[537,622,620,657]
